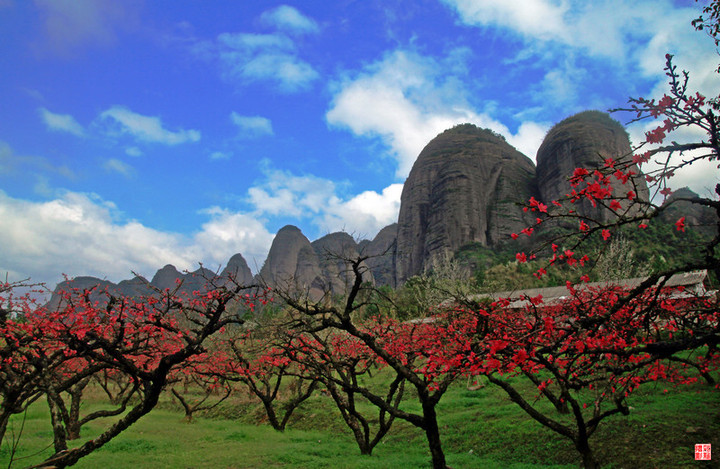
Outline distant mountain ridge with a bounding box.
[50,110,711,304]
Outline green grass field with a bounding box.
[1,377,717,468]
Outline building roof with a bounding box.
[470,270,710,309]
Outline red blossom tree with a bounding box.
[168,352,233,423]
[211,326,319,432]
[278,326,404,455]
[17,275,262,468]
[279,256,479,469]
[486,5,720,467]
[0,281,100,454]
[460,282,718,469]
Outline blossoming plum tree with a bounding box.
[9,274,262,468]
[490,7,720,467]
[278,256,480,469]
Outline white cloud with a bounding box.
[215,32,319,92]
[230,112,274,136]
[248,169,336,218]
[39,107,85,136]
[442,0,717,86]
[194,207,275,270]
[321,184,403,236]
[626,122,718,199]
[440,0,570,42]
[247,166,403,237]
[0,190,190,285]
[103,158,134,177]
[506,121,549,163]
[326,49,549,176]
[98,106,201,145]
[0,190,276,287]
[260,5,319,35]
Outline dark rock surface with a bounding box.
[312,231,373,294]
[535,110,649,221]
[394,124,537,284]
[45,276,117,311]
[361,223,398,287]
[221,253,254,286]
[150,264,184,291]
[659,187,718,238]
[257,225,324,297]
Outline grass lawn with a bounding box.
[1,377,717,468]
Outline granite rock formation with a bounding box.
[257,225,324,297]
[535,110,649,221]
[659,187,718,238]
[46,110,663,297]
[47,255,253,310]
[311,231,373,294]
[361,223,398,288]
[221,253,254,286]
[394,124,537,284]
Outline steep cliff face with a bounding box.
[535,111,649,221]
[45,276,117,311]
[312,232,373,294]
[150,264,184,291]
[221,253,254,286]
[362,223,398,287]
[394,124,537,284]
[47,258,250,310]
[257,225,324,297]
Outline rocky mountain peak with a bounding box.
[394,123,537,284]
[257,225,324,297]
[150,264,183,290]
[221,253,254,285]
[535,110,649,221]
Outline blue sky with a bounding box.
[1,0,717,287]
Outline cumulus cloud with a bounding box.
[0,190,190,285]
[327,49,549,176]
[194,207,275,270]
[440,0,570,42]
[260,5,319,35]
[625,122,718,199]
[230,112,274,137]
[442,0,716,84]
[0,190,275,287]
[213,32,319,92]
[247,166,403,237]
[248,169,337,218]
[506,122,549,163]
[39,107,85,136]
[98,106,201,145]
[320,184,403,236]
